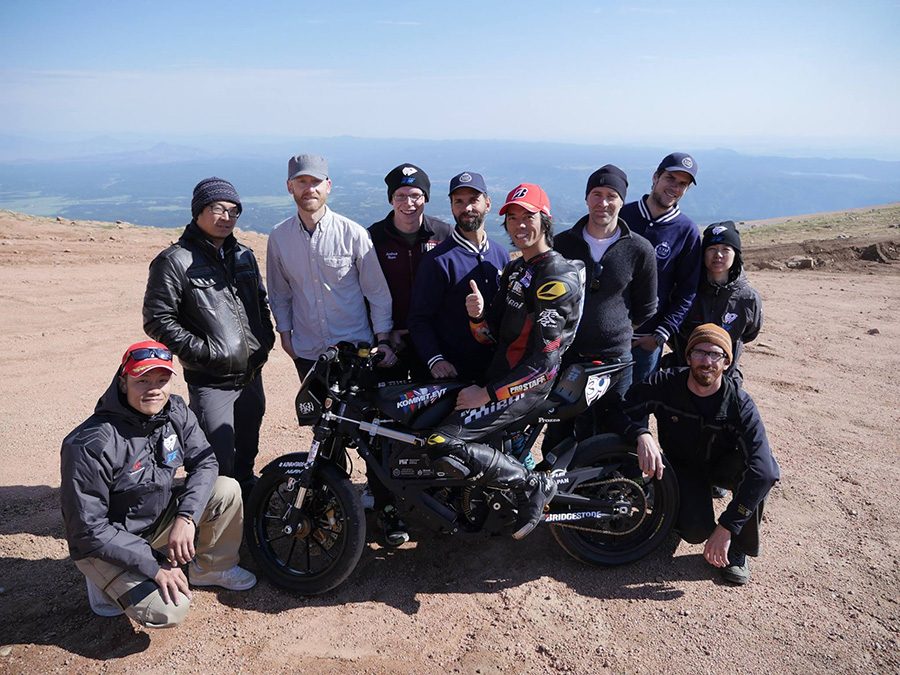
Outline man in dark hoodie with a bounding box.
[670,221,763,381]
[368,163,452,382]
[143,178,275,496]
[60,341,255,627]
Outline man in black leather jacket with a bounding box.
[427,183,585,540]
[143,177,275,493]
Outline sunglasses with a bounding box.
[128,347,173,362]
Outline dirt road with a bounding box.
[0,211,897,673]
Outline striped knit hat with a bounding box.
[191,177,242,219]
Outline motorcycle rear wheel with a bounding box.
[246,463,365,594]
[550,436,678,567]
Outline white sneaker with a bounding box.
[189,562,257,591]
[85,578,124,617]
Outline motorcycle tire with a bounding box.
[246,463,366,594]
[550,435,678,567]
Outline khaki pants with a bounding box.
[75,476,243,628]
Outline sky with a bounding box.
[2,1,899,158]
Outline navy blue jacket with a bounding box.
[620,197,701,342]
[407,228,509,382]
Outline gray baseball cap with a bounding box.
[288,154,329,181]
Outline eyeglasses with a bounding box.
[128,347,173,362]
[209,205,241,219]
[392,193,426,205]
[689,348,727,363]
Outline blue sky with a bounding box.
[2,1,899,158]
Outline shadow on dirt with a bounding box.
[0,486,152,658]
[219,520,715,617]
[0,485,713,656]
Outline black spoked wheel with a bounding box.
[550,436,679,567]
[246,463,365,594]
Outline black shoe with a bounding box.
[512,472,557,540]
[711,485,728,499]
[721,547,751,585]
[377,505,409,548]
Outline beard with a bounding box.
[455,212,485,232]
[690,363,719,387]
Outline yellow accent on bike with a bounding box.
[536,280,568,300]
[427,434,446,445]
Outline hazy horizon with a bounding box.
[3,2,898,159]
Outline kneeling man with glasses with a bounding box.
[612,323,781,585]
[61,341,256,627]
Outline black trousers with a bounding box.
[669,453,767,557]
[187,375,265,483]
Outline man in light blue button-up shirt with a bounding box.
[267,154,396,378]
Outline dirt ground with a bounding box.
[0,208,898,674]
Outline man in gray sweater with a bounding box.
[547,165,657,445]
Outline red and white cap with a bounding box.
[120,340,177,377]
[498,183,551,216]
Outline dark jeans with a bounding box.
[631,342,662,385]
[669,453,768,557]
[187,375,265,483]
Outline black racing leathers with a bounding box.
[143,221,275,388]
[472,249,585,403]
[60,376,218,580]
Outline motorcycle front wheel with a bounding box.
[550,436,679,567]
[246,462,366,594]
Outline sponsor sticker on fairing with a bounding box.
[396,386,448,412]
[584,374,611,405]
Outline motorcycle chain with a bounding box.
[552,476,649,536]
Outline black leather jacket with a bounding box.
[472,249,585,401]
[143,221,275,387]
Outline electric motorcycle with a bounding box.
[245,342,678,594]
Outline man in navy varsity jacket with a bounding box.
[620,152,702,384]
[408,171,509,383]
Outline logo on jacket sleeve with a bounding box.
[536,280,569,300]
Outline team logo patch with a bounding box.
[723,312,738,327]
[511,186,528,200]
[681,157,694,169]
[711,225,727,235]
[537,308,562,328]
[163,434,177,452]
[401,166,417,176]
[536,281,568,300]
[655,242,672,260]
[458,173,472,183]
[584,374,611,405]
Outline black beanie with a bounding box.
[585,164,628,201]
[384,164,431,203]
[191,177,242,219]
[702,221,742,253]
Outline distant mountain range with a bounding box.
[1,135,898,240]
